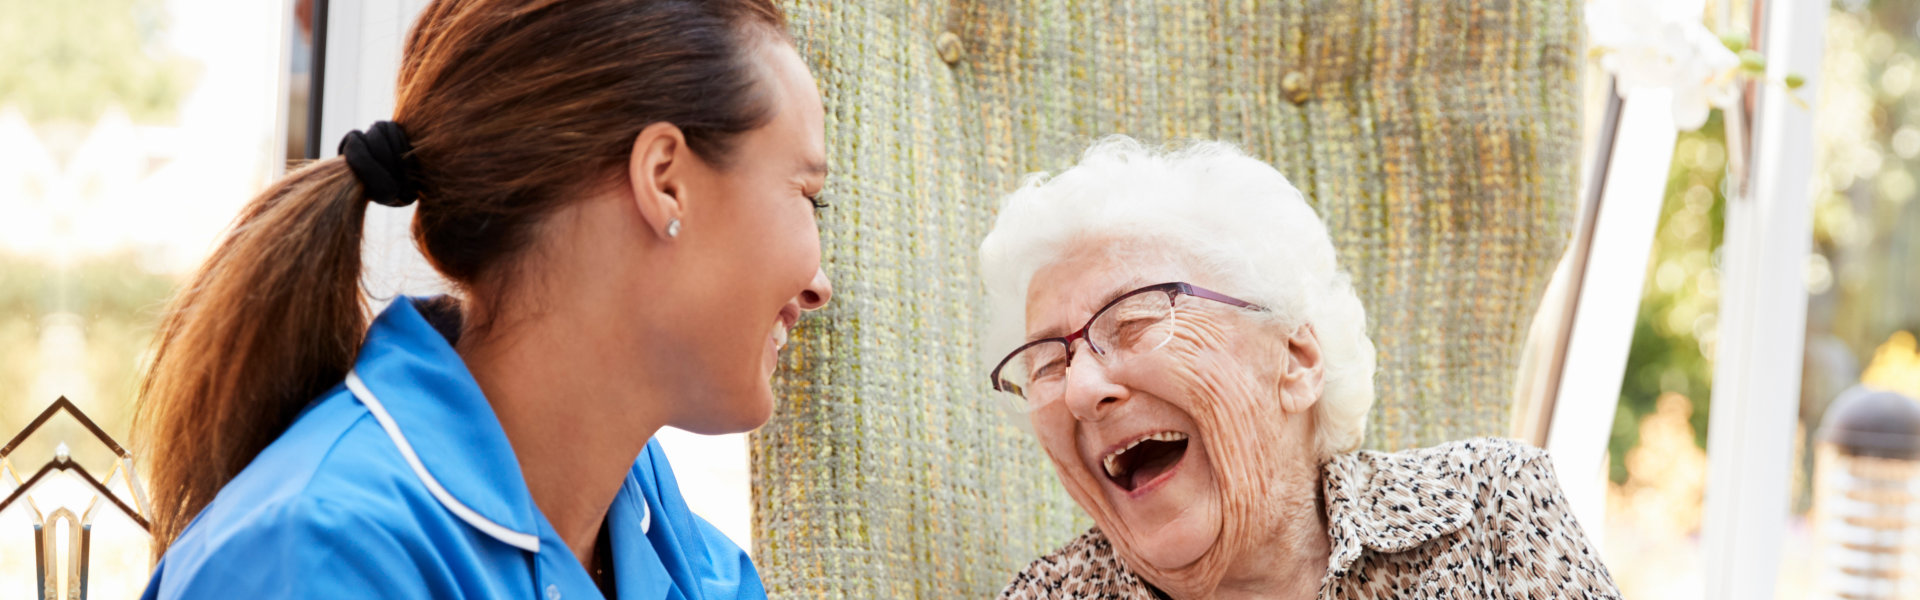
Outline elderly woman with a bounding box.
[980,138,1620,599]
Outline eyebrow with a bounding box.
[801,158,829,177]
[1027,276,1154,341]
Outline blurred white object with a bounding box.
[1700,0,1825,596]
[655,429,754,553]
[1586,0,1741,130]
[1545,88,1677,546]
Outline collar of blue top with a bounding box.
[346,296,650,554]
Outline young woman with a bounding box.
[135,1,830,598]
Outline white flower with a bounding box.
[1587,0,1742,130]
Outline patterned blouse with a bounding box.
[1000,438,1622,599]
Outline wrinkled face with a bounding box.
[1023,239,1295,574]
[669,39,832,433]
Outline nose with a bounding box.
[1060,340,1127,422]
[798,267,832,311]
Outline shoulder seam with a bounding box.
[291,396,380,499]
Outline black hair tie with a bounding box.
[337,121,420,208]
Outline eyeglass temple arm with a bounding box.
[1177,283,1265,311]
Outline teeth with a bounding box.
[1101,431,1189,479]
[773,323,789,351]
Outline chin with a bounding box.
[676,383,776,435]
[1101,495,1218,572]
[1131,525,1216,571]
[735,389,777,431]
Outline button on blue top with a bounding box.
[141,297,765,600]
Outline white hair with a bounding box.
[978,136,1377,457]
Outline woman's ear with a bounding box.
[1278,323,1325,414]
[627,122,689,241]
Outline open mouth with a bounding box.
[1100,431,1191,493]
[771,305,800,353]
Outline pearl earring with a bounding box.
[666,219,681,238]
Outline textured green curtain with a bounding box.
[751,1,1582,597]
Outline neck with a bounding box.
[1213,468,1331,600]
[457,298,667,568]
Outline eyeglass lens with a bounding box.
[998,290,1179,405]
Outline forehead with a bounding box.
[751,41,826,163]
[1024,237,1194,335]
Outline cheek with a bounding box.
[1030,410,1107,498]
[1124,325,1285,493]
[1135,317,1275,411]
[789,225,822,279]
[752,205,822,286]
[719,203,819,303]
[1030,411,1078,469]
[1124,350,1246,415]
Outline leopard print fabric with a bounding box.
[1001,438,1621,599]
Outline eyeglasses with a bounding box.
[988,282,1265,409]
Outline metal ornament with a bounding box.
[1,397,153,600]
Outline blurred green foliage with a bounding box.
[0,0,198,451]
[1608,2,1920,499]
[0,0,195,124]
[1610,116,1728,484]
[0,254,178,448]
[1811,2,1920,370]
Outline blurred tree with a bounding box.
[1812,1,1920,395]
[1611,117,1727,484]
[0,0,194,124]
[1610,1,1920,505]
[0,252,176,459]
[0,0,196,436]
[1791,0,1920,508]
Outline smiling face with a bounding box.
[1025,244,1228,569]
[1022,237,1326,595]
[651,38,833,433]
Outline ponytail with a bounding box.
[135,158,371,554]
[135,0,790,557]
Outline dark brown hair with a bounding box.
[135,0,788,553]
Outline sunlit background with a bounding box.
[4,0,1920,598]
[0,1,750,597]
[1,0,278,596]
[1599,1,1920,597]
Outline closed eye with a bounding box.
[806,192,830,209]
[1031,357,1067,381]
[1110,317,1156,343]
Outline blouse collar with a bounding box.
[1319,447,1475,577]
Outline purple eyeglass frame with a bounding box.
[988,281,1265,397]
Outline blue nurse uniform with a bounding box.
[141,297,765,600]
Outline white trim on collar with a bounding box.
[345,370,543,553]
